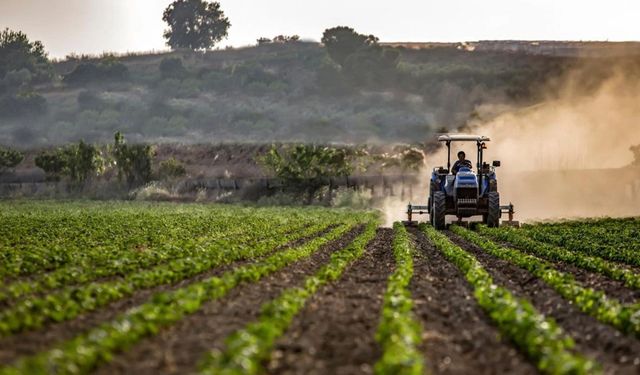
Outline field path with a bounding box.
[92,226,364,375]
[0,225,335,366]
[446,231,640,375]
[265,228,394,375]
[409,228,537,375]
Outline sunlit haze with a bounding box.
[2,0,639,58]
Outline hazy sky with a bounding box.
[2,0,639,58]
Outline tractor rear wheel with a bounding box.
[432,191,446,229]
[486,192,500,227]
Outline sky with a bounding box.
[2,0,640,58]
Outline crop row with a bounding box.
[0,219,372,375]
[453,226,640,338]
[0,218,314,305]
[0,204,239,278]
[0,217,350,336]
[422,224,596,374]
[520,219,640,267]
[373,222,423,375]
[0,203,351,280]
[478,226,640,290]
[198,221,378,375]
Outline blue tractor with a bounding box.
[407,134,517,229]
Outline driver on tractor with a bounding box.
[452,151,472,174]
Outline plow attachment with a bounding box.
[405,203,520,227]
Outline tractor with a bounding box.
[406,134,518,229]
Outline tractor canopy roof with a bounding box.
[437,134,490,142]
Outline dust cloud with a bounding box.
[381,61,640,224]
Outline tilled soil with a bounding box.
[93,225,365,375]
[409,228,537,375]
[0,225,337,366]
[493,239,640,304]
[446,231,640,375]
[265,228,394,375]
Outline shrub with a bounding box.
[159,57,187,79]
[157,157,186,179]
[0,91,46,118]
[63,61,130,85]
[77,90,103,110]
[258,144,354,187]
[0,147,24,172]
[113,132,154,187]
[35,141,103,183]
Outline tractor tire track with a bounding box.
[446,231,640,375]
[0,225,337,366]
[92,225,365,375]
[265,228,394,375]
[409,228,537,375]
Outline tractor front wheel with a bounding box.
[486,192,500,227]
[432,191,446,229]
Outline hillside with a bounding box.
[3,39,640,149]
[1,41,594,147]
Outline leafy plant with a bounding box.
[455,225,640,338]
[0,146,23,172]
[157,157,187,179]
[33,141,103,184]
[259,144,354,185]
[198,221,378,375]
[113,131,154,187]
[374,222,423,375]
[423,224,597,374]
[0,208,370,374]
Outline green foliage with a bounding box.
[157,157,187,179]
[0,217,343,337]
[163,0,231,50]
[63,60,129,85]
[198,220,378,375]
[272,35,300,44]
[159,57,187,79]
[320,26,398,87]
[34,141,103,183]
[519,218,640,267]
[34,152,65,179]
[0,91,46,118]
[374,223,423,375]
[321,26,379,67]
[259,144,354,185]
[480,225,640,290]
[423,224,597,374]
[0,203,370,373]
[456,225,640,338]
[375,146,425,172]
[0,147,24,171]
[113,132,154,187]
[0,28,51,84]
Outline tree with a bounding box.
[0,147,24,172]
[113,132,154,187]
[321,26,378,67]
[0,28,51,83]
[35,141,103,184]
[259,144,353,185]
[35,152,65,180]
[162,0,231,50]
